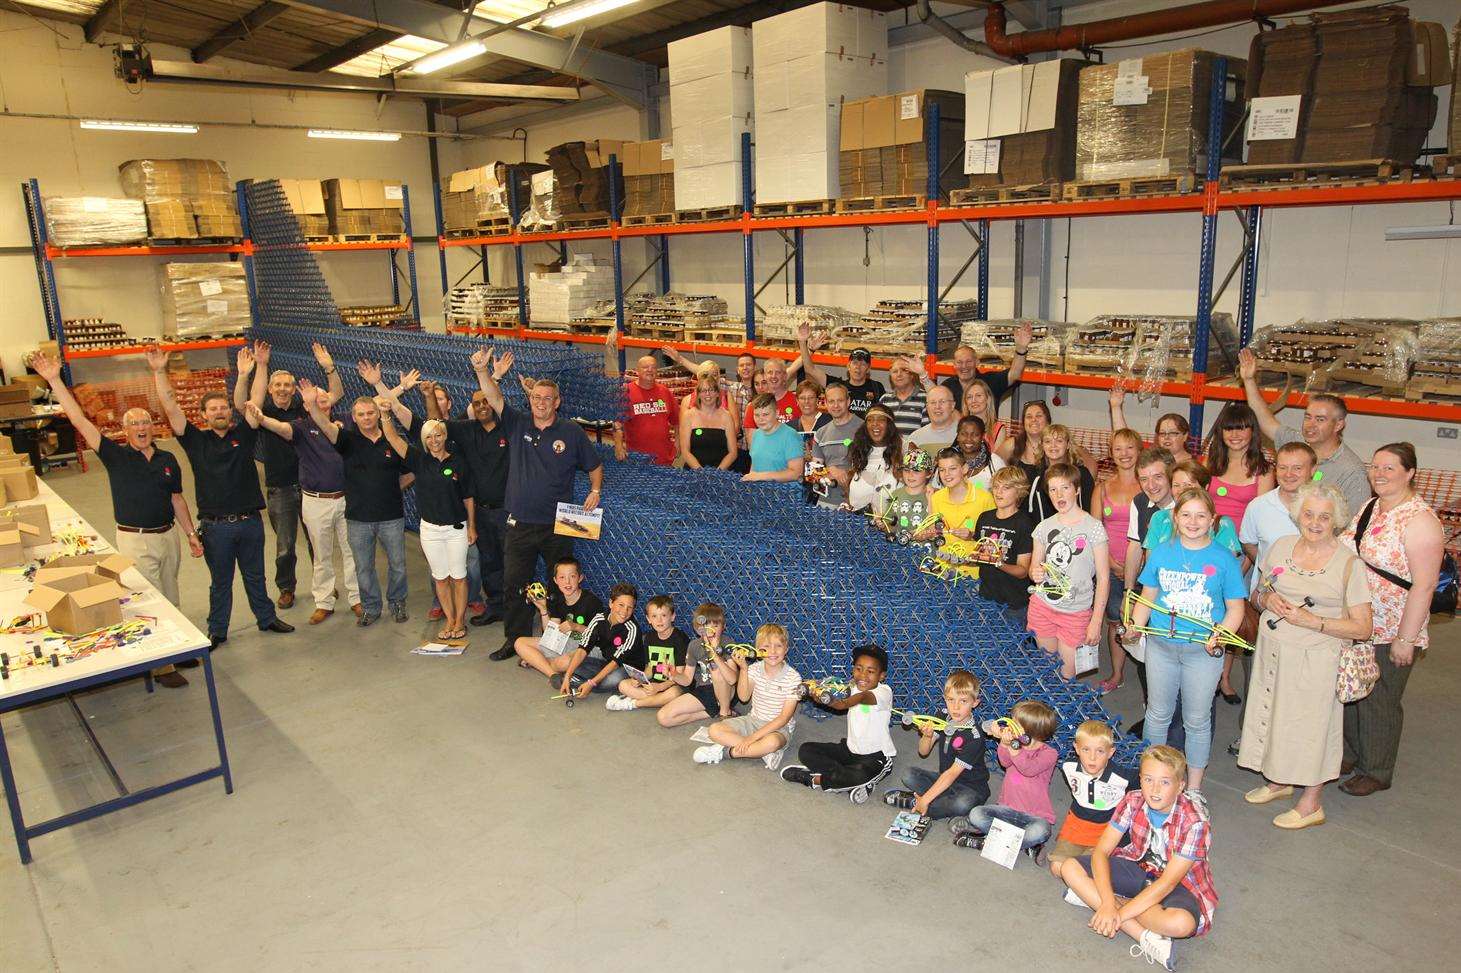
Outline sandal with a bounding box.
[1096,678,1121,696]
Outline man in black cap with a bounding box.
[798,328,884,418]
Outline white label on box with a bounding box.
[82,197,108,213]
[1117,58,1143,78]
[980,818,1026,870]
[1247,95,1302,142]
[205,299,229,316]
[384,184,403,200]
[197,279,223,297]
[963,139,1001,175]
[660,142,674,160]
[899,94,919,120]
[1113,75,1150,106]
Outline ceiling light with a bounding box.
[408,40,487,74]
[539,0,639,28]
[1384,225,1461,241]
[307,129,403,142]
[80,119,198,134]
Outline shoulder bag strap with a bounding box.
[1353,497,1413,591]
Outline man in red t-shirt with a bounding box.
[615,355,679,465]
[742,356,800,429]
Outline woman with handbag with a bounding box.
[1238,483,1372,829]
[1338,443,1445,797]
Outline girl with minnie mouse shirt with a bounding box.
[1028,463,1110,679]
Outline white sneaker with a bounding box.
[762,748,785,772]
[605,695,636,712]
[692,745,726,765]
[1063,888,1092,910]
[1131,930,1176,971]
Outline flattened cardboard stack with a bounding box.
[43,197,148,247]
[442,165,510,232]
[277,179,330,238]
[964,59,1087,186]
[161,262,251,338]
[839,89,964,199]
[621,140,676,218]
[323,179,406,237]
[669,26,754,211]
[1243,7,1445,166]
[1075,49,1245,182]
[753,3,888,205]
[546,141,626,218]
[119,159,242,240]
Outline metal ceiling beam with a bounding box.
[83,0,120,43]
[192,2,293,63]
[292,27,404,72]
[146,58,581,101]
[277,0,655,105]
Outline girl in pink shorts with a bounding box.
[1028,463,1110,679]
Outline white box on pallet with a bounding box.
[753,2,887,64]
[670,26,755,211]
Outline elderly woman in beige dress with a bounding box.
[1238,483,1372,830]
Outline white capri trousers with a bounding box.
[418,519,469,580]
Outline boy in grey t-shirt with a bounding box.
[810,384,863,507]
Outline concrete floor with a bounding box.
[2,456,1456,972]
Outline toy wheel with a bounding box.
[0,652,8,666]
[49,653,59,667]
[32,646,43,659]
[850,785,870,805]
[565,698,575,708]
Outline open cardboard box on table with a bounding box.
[25,567,130,635]
[0,453,39,503]
[0,503,53,547]
[40,553,131,582]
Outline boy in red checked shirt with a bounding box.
[614,355,679,465]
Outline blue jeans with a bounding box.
[476,507,509,613]
[1143,635,1225,769]
[556,656,620,694]
[200,515,276,638]
[967,804,1053,849]
[346,518,408,615]
[901,766,989,820]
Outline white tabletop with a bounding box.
[0,479,207,703]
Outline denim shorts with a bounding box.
[1076,855,1201,925]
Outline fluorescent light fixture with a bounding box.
[307,129,403,142]
[539,0,639,28]
[1385,225,1461,241]
[408,40,487,74]
[80,119,198,134]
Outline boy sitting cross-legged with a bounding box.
[780,644,896,800]
[692,623,802,771]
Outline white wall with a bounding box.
[0,13,517,377]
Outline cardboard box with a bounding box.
[0,503,51,546]
[0,455,38,500]
[1408,21,1450,86]
[161,262,251,338]
[670,25,754,210]
[323,178,406,236]
[0,526,22,567]
[838,89,964,196]
[25,570,128,635]
[278,178,330,237]
[1452,24,1461,155]
[40,552,132,582]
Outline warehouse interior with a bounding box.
[1,0,1459,969]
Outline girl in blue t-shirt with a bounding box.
[1129,488,1247,792]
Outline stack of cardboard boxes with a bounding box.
[442,165,510,233]
[323,179,406,238]
[528,254,615,326]
[545,141,626,219]
[43,197,148,247]
[1243,7,1447,166]
[0,384,36,421]
[119,159,243,241]
[276,179,330,238]
[160,263,251,338]
[838,89,964,201]
[752,3,887,205]
[1075,49,1245,183]
[621,140,676,218]
[963,59,1086,187]
[669,26,754,211]
[0,443,40,504]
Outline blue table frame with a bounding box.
[0,643,233,864]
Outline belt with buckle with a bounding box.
[200,513,258,523]
[303,490,346,499]
[117,523,174,534]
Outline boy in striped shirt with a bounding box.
[693,622,802,771]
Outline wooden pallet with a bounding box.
[752,199,835,217]
[1219,159,1424,189]
[443,218,513,239]
[302,235,332,244]
[835,193,927,213]
[146,237,244,247]
[685,328,747,345]
[559,212,613,229]
[950,183,1064,206]
[1406,375,1461,401]
[1434,156,1459,178]
[571,320,617,336]
[621,211,677,227]
[1065,352,1197,382]
[1063,172,1197,201]
[627,324,684,341]
[676,205,742,223]
[332,233,409,243]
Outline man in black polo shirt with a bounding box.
[474,347,603,661]
[235,340,345,612]
[304,374,422,627]
[423,382,508,628]
[152,348,293,648]
[939,320,1032,407]
[32,352,205,688]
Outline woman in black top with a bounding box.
[678,374,738,471]
[381,405,476,641]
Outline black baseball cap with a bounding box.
[848,348,872,363]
